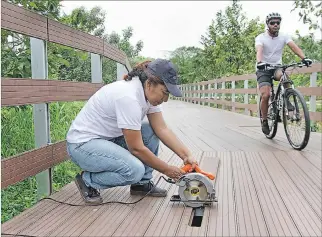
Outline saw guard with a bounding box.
[180,164,215,180]
[177,173,215,208]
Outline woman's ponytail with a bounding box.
[123,61,152,85]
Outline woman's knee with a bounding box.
[123,160,145,184]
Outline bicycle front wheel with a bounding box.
[283,89,310,150]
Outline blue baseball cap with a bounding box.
[147,59,182,97]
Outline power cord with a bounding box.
[2,176,174,237]
[41,175,174,206]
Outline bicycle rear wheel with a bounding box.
[259,96,278,139]
[283,89,310,150]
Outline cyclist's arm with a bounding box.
[255,35,263,62]
[256,45,263,62]
[287,41,305,60]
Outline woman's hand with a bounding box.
[182,155,198,172]
[164,165,185,181]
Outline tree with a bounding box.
[292,0,322,30]
[1,1,145,85]
[169,46,203,84]
[199,1,264,79]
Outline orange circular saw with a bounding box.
[170,163,218,208]
[180,164,215,180]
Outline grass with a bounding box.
[1,101,85,223]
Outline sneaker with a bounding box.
[262,119,270,135]
[130,181,167,197]
[75,173,103,205]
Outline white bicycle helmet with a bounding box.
[266,12,282,24]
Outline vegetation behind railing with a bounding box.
[1,1,132,223]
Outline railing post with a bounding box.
[203,84,206,106]
[222,82,225,110]
[194,84,197,104]
[244,80,249,115]
[91,53,102,83]
[214,82,218,108]
[310,72,317,130]
[30,37,52,199]
[116,63,128,81]
[232,81,235,112]
[199,84,201,104]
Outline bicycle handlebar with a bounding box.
[264,62,308,71]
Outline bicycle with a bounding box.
[258,62,311,150]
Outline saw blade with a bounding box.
[182,180,208,201]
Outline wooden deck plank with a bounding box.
[247,152,300,236]
[232,151,268,236]
[48,186,127,236]
[197,152,220,237]
[260,151,321,236]
[2,100,321,237]
[245,125,322,152]
[2,183,79,234]
[301,151,322,171]
[212,152,237,236]
[286,151,322,185]
[274,151,321,218]
[112,152,187,237]
[21,189,85,236]
[79,148,175,237]
[226,124,291,151]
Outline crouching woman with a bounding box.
[66,59,197,205]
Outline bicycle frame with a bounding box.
[265,62,304,115]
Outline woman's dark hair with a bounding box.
[123,60,165,87]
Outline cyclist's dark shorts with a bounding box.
[256,69,276,88]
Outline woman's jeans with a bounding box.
[66,122,160,190]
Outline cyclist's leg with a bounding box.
[256,69,273,135]
[256,70,273,120]
[274,69,294,111]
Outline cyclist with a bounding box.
[255,12,312,135]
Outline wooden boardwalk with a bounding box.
[2,100,321,237]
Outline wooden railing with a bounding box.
[1,1,321,196]
[176,63,322,122]
[1,1,131,193]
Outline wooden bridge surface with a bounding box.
[2,100,321,237]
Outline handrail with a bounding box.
[1,1,131,189]
[1,78,104,107]
[1,2,321,191]
[177,63,322,122]
[1,1,129,68]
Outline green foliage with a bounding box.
[1,101,85,223]
[107,27,144,59]
[1,0,144,223]
[8,0,61,19]
[169,0,321,85]
[1,106,34,158]
[292,0,322,30]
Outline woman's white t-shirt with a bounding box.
[66,77,161,143]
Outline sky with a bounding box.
[61,1,321,59]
